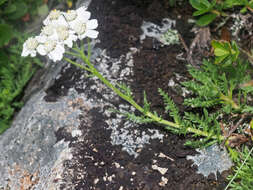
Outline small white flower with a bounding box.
[22,6,99,61]
[56,25,78,48]
[37,38,65,62]
[43,9,65,26]
[41,24,55,36]
[73,19,98,40]
[64,6,90,23]
[64,10,78,22]
[21,37,39,57]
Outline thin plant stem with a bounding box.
[64,47,225,141]
[63,57,92,72]
[224,146,253,190]
[65,51,82,58]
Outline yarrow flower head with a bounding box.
[73,19,98,40]
[21,6,98,62]
[64,7,90,23]
[37,36,65,62]
[21,37,39,57]
[55,25,78,48]
[43,9,63,26]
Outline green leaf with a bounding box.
[193,9,210,16]
[0,121,10,134]
[212,40,230,56]
[0,24,13,47]
[196,13,217,26]
[240,6,248,13]
[7,1,28,20]
[201,0,212,7]
[0,0,7,6]
[3,4,17,14]
[215,54,228,64]
[190,0,207,10]
[0,51,8,63]
[214,46,229,57]
[224,0,244,8]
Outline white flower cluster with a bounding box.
[21,7,98,62]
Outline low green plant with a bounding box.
[212,40,239,65]
[225,146,253,190]
[189,0,221,26]
[0,0,44,133]
[0,33,41,134]
[189,0,253,26]
[0,0,45,47]
[223,0,253,13]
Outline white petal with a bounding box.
[48,44,65,62]
[70,34,78,41]
[49,49,64,62]
[78,34,86,40]
[56,44,65,54]
[50,32,59,41]
[43,17,50,26]
[69,21,76,30]
[57,15,68,26]
[77,6,87,12]
[85,30,99,39]
[37,35,47,43]
[76,8,90,22]
[65,39,73,48]
[87,19,98,30]
[37,45,47,55]
[76,6,88,15]
[21,48,29,57]
[30,51,36,57]
[64,36,77,48]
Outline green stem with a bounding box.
[65,51,82,58]
[64,49,224,141]
[64,57,91,72]
[211,9,221,16]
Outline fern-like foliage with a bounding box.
[159,85,222,146]
[116,82,133,99]
[113,90,158,124]
[182,109,222,146]
[182,60,250,110]
[121,112,155,124]
[158,88,181,125]
[143,91,151,114]
[0,33,40,134]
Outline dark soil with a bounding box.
[45,0,230,189]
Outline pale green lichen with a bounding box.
[159,29,179,46]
